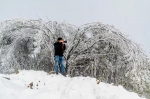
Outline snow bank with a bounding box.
[0,70,145,99]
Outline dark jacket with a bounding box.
[54,42,66,56]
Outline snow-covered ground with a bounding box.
[0,70,146,99]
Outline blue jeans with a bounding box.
[55,55,66,74]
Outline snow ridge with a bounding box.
[0,70,145,99]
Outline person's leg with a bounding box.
[59,56,66,75]
[54,56,59,74]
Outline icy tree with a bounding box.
[0,19,56,73]
[0,19,150,98]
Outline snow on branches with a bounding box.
[0,19,150,98]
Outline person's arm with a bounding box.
[59,40,66,50]
[64,44,66,50]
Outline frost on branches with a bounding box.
[0,19,150,98]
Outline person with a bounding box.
[54,37,66,76]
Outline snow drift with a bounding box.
[0,70,146,99]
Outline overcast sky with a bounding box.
[0,0,150,55]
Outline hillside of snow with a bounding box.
[0,70,145,99]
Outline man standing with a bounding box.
[54,37,66,76]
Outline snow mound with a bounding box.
[0,70,145,99]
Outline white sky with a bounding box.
[0,0,150,55]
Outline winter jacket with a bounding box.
[54,42,66,56]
